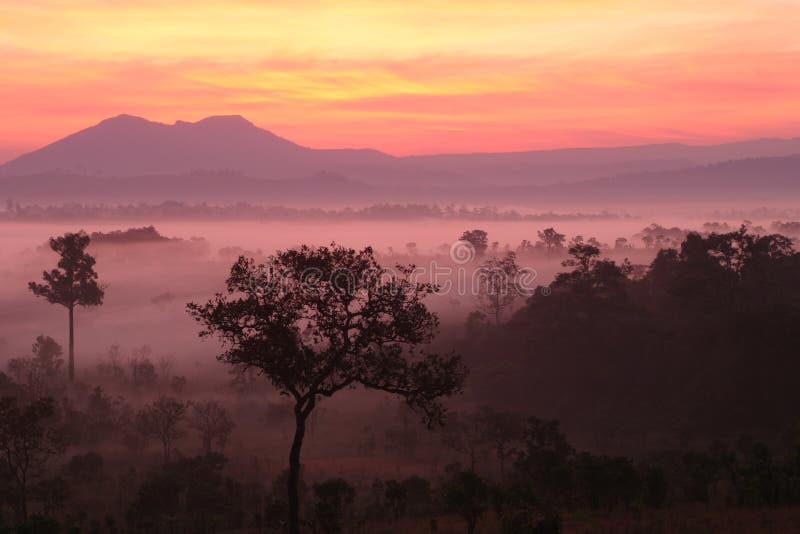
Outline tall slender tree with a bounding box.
[188,243,466,534]
[474,251,521,324]
[29,231,104,382]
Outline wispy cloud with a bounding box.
[1,0,799,156]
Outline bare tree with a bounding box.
[441,412,489,472]
[96,344,126,383]
[188,400,235,454]
[157,354,175,382]
[135,396,187,463]
[128,346,158,389]
[29,231,104,382]
[188,244,467,534]
[7,335,65,398]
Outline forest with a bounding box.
[5,0,800,531]
[2,221,800,533]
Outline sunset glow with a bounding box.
[2,0,800,158]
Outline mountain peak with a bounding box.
[0,113,301,178]
[193,115,254,127]
[97,114,154,127]
[95,114,256,131]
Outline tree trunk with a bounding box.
[288,404,308,534]
[17,487,27,522]
[68,305,75,382]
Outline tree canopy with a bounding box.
[188,243,467,533]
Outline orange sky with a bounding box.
[1,0,800,159]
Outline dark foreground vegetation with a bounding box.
[2,224,800,532]
[465,225,800,444]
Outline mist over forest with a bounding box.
[2,81,800,534]
[4,183,800,532]
[8,0,800,528]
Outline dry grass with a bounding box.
[359,506,800,533]
[564,505,800,534]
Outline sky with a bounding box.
[1,0,800,159]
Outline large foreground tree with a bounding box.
[188,243,467,534]
[29,231,104,382]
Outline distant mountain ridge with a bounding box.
[3,154,800,207]
[3,114,800,187]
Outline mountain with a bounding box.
[0,115,398,183]
[503,154,800,205]
[4,114,800,187]
[3,155,800,206]
[405,137,800,185]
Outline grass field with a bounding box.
[361,506,800,533]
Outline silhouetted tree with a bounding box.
[441,412,489,471]
[96,344,126,383]
[128,346,158,388]
[636,223,686,249]
[388,475,432,519]
[475,252,521,324]
[311,478,355,534]
[516,239,536,256]
[515,417,574,508]
[188,244,467,534]
[383,403,420,458]
[29,231,103,382]
[554,242,632,300]
[188,400,235,454]
[170,375,187,394]
[384,479,407,521]
[32,476,70,517]
[479,407,526,481]
[85,386,121,442]
[127,453,244,532]
[135,396,187,463]
[442,469,490,534]
[459,230,489,258]
[537,228,566,255]
[574,453,640,511]
[7,335,64,398]
[0,397,64,521]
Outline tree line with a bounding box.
[3,225,800,532]
[463,224,800,443]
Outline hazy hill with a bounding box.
[4,114,800,188]
[406,137,800,186]
[0,115,397,183]
[2,154,800,206]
